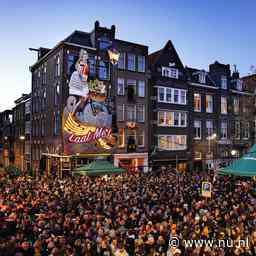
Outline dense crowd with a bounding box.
[0,169,255,256]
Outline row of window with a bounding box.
[32,85,60,113]
[32,112,60,137]
[194,120,250,140]
[158,87,187,105]
[158,135,187,151]
[118,128,145,148]
[117,78,145,97]
[194,93,248,114]
[158,111,187,127]
[117,104,145,122]
[118,53,145,73]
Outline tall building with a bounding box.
[30,21,149,174]
[13,93,31,173]
[149,41,189,171]
[0,110,14,168]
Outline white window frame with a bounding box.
[157,86,187,105]
[162,67,178,79]
[157,111,187,127]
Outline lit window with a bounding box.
[158,135,187,151]
[158,111,187,127]
[206,95,213,113]
[221,97,227,114]
[118,128,125,148]
[194,93,201,112]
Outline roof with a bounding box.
[186,67,217,87]
[149,40,184,69]
[30,30,95,70]
[64,30,92,48]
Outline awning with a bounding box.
[73,160,125,176]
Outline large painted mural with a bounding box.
[63,49,115,154]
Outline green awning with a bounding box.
[219,144,256,177]
[73,160,125,176]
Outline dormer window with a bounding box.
[236,79,243,91]
[162,67,178,79]
[221,75,227,89]
[199,72,206,84]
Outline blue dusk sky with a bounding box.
[0,0,256,111]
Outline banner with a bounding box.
[201,181,212,198]
[63,49,115,155]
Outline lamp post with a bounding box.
[19,135,25,173]
[231,149,238,160]
[207,133,217,171]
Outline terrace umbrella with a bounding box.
[218,144,256,177]
[73,160,125,176]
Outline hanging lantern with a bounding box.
[108,48,120,65]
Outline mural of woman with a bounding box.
[68,49,89,115]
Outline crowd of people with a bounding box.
[0,168,255,256]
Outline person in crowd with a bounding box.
[0,169,255,255]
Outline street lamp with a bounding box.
[231,149,238,158]
[108,48,120,65]
[207,133,217,170]
[19,135,25,140]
